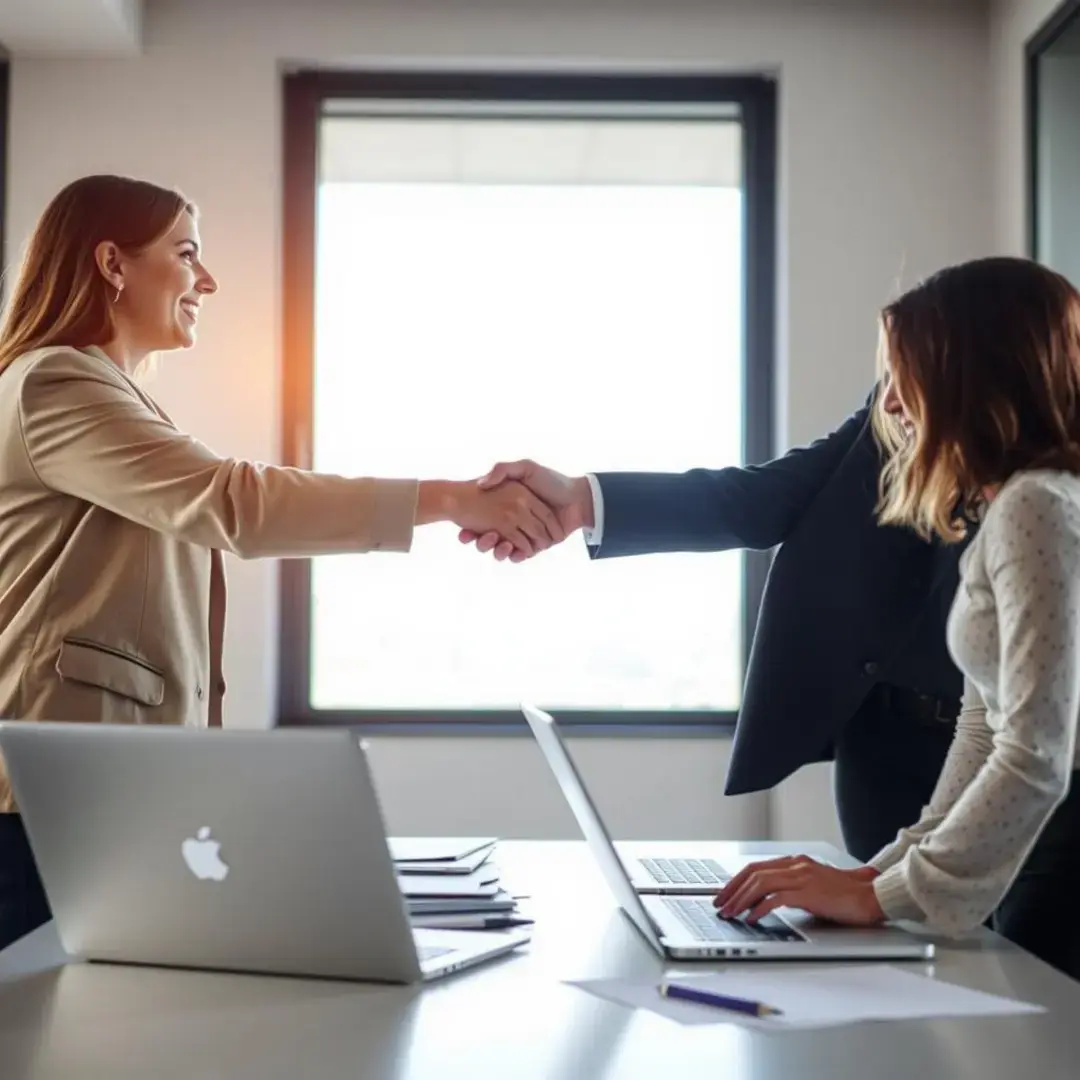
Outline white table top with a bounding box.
[2,840,1078,1080]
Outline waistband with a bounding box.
[875,682,961,724]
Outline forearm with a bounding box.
[416,480,464,526]
[167,463,420,558]
[588,407,870,557]
[589,467,803,556]
[872,745,1067,933]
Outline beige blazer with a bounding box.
[0,345,418,812]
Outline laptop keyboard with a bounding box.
[662,896,805,943]
[640,857,730,886]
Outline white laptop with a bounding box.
[0,721,530,982]
[520,704,933,961]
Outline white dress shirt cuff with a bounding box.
[581,474,604,547]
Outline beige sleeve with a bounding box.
[17,348,418,559]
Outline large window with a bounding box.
[280,73,776,731]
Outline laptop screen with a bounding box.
[520,705,663,953]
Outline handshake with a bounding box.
[439,460,596,562]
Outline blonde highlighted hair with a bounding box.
[873,256,1080,543]
[0,174,194,378]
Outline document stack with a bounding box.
[389,837,533,930]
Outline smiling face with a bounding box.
[97,210,218,363]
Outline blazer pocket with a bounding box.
[56,638,166,707]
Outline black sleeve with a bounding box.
[591,404,871,557]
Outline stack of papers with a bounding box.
[389,837,532,930]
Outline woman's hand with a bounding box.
[458,461,593,563]
[418,479,564,559]
[713,855,886,926]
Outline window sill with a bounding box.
[277,711,739,738]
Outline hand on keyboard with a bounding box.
[713,855,886,927]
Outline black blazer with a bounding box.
[592,402,968,795]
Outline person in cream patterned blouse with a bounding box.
[714,256,1080,981]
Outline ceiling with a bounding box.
[0,0,142,56]
[0,0,995,59]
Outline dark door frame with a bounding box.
[1026,0,1080,257]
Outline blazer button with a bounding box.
[196,684,204,700]
[863,661,879,677]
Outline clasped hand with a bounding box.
[450,478,566,560]
[457,460,592,562]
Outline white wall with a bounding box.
[6,0,994,843]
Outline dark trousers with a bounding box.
[833,683,958,864]
[991,776,1080,981]
[0,814,51,953]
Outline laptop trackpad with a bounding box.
[417,945,454,961]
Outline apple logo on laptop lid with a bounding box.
[181,826,230,881]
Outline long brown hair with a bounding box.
[874,256,1080,542]
[0,175,194,377]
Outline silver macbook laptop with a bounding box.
[520,704,933,961]
[0,722,530,982]
[521,704,834,895]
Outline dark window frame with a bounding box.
[0,54,9,301]
[1026,0,1080,258]
[278,70,777,736]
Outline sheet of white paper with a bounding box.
[566,977,744,1027]
[568,965,1046,1031]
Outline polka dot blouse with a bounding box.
[869,469,1080,935]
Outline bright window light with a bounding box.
[309,116,744,713]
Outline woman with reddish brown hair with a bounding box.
[715,256,1080,980]
[0,174,563,951]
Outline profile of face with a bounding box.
[876,323,916,437]
[97,211,218,358]
[878,368,913,430]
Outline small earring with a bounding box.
[112,283,123,304]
